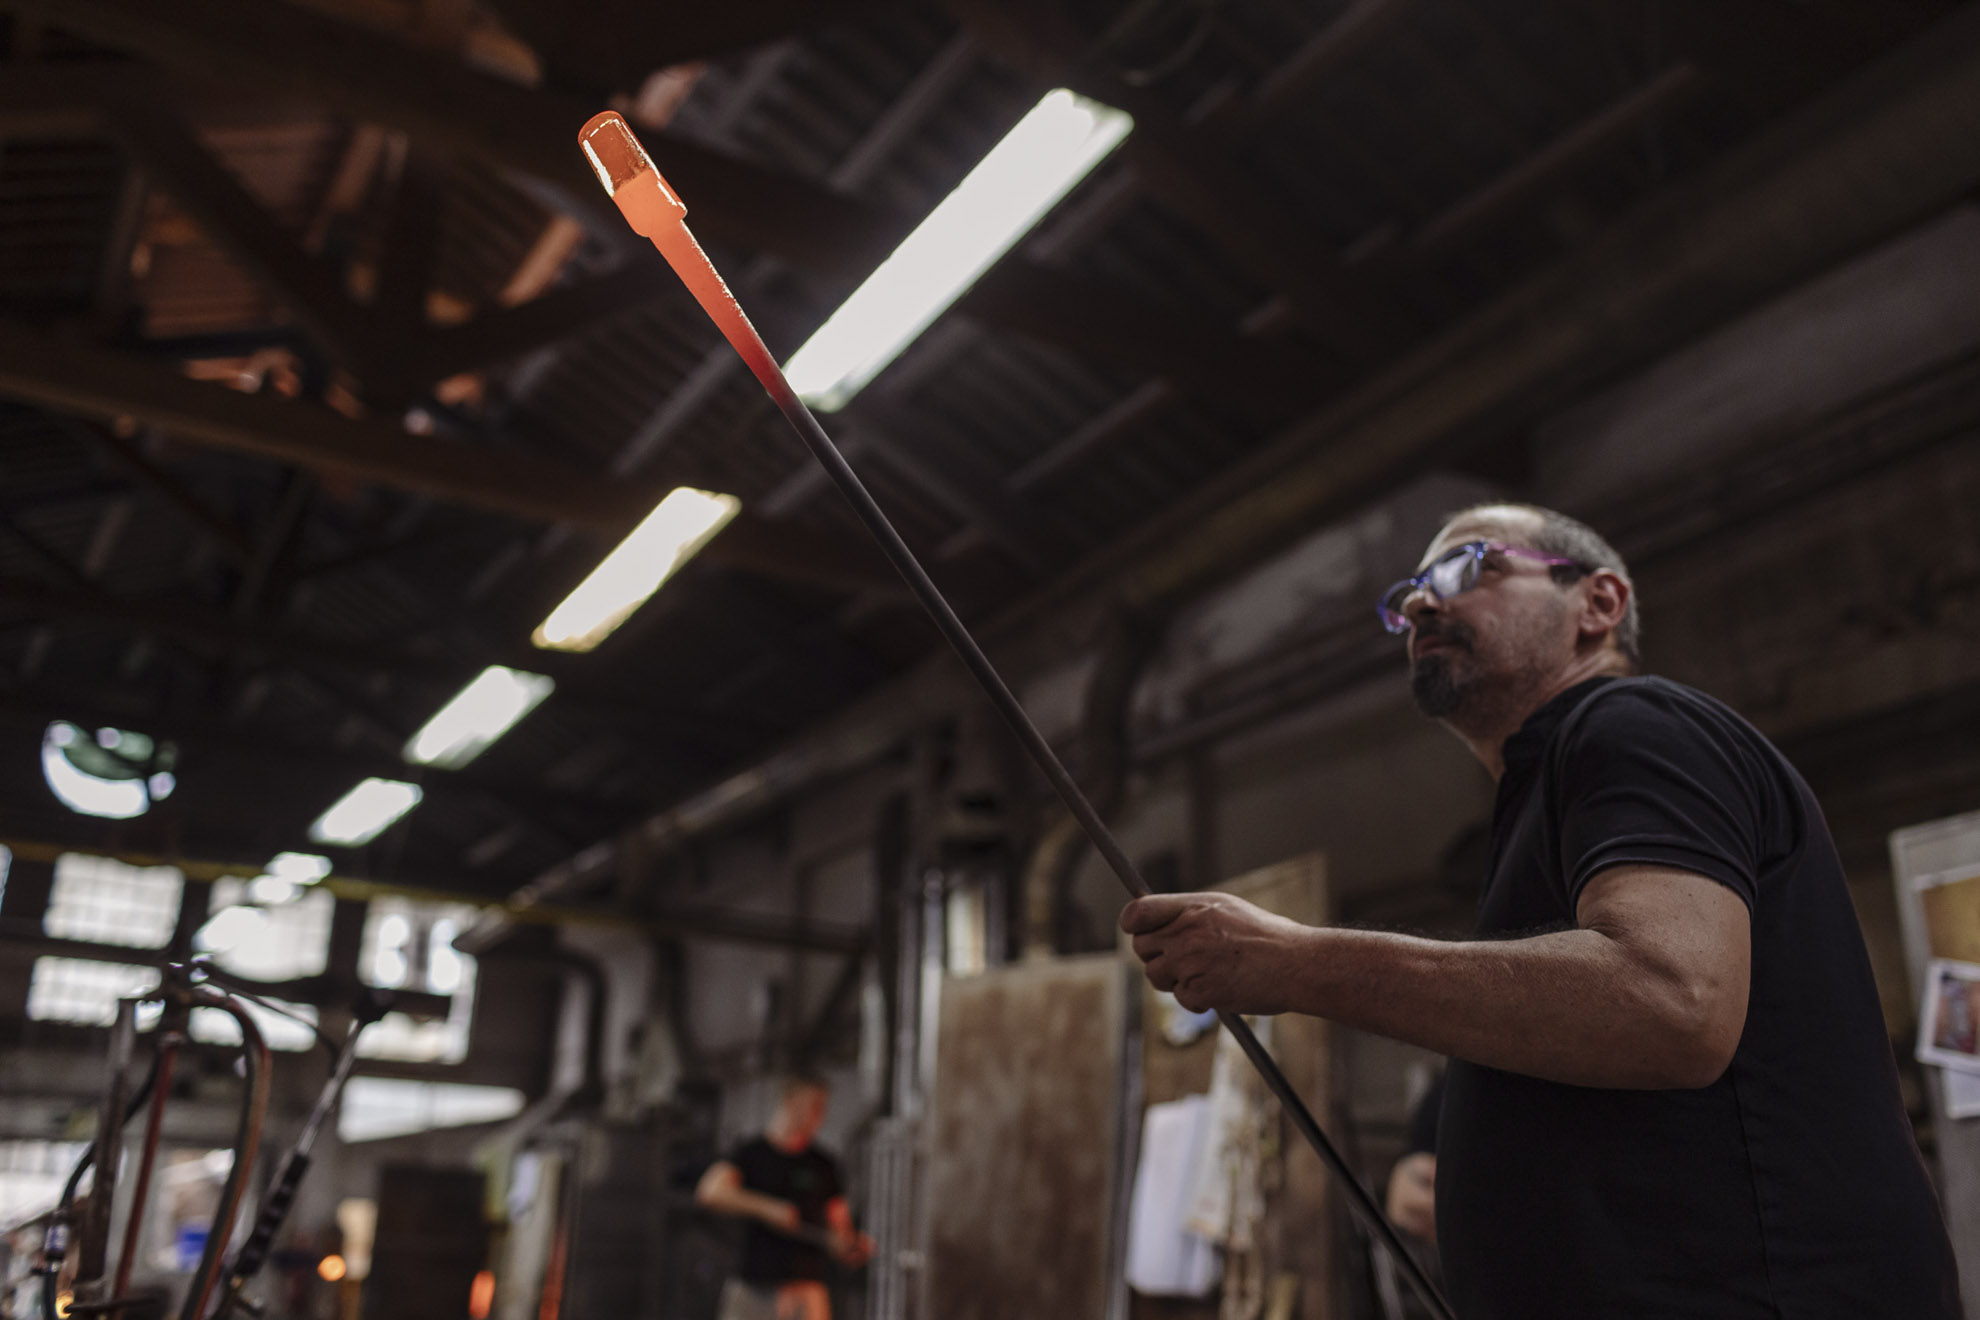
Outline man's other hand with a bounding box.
[1119,891,1313,1015]
[1386,1151,1437,1242]
[830,1228,875,1266]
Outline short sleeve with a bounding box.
[1552,686,1768,914]
[1405,1073,1444,1156]
[816,1151,844,1201]
[724,1140,766,1189]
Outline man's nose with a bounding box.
[1401,584,1439,627]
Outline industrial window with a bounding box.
[26,958,159,1026]
[43,854,183,948]
[335,1079,524,1143]
[189,997,319,1054]
[0,1139,88,1225]
[205,877,333,981]
[357,899,478,1064]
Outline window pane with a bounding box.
[356,898,479,1064]
[207,878,333,981]
[0,1139,88,1225]
[189,998,319,1053]
[27,958,158,1026]
[337,1079,523,1143]
[44,854,182,948]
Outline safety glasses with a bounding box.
[1377,541,1583,634]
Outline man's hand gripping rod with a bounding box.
[578,112,1455,1320]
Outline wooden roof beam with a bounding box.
[0,320,652,529]
[16,0,906,281]
[99,97,397,388]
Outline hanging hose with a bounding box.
[213,988,389,1315]
[177,993,271,1320]
[112,1029,181,1302]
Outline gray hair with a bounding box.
[1447,503,1641,667]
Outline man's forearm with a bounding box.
[1281,925,1728,1089]
[700,1183,796,1228]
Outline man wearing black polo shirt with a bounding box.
[1122,503,1960,1317]
[695,1074,871,1320]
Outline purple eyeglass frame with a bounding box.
[1376,540,1582,634]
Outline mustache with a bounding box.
[1412,617,1473,650]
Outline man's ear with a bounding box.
[1579,569,1630,644]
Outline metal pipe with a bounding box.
[214,990,386,1314]
[72,1001,136,1310]
[575,111,1455,1320]
[178,991,271,1320]
[46,1049,164,1320]
[111,1025,180,1308]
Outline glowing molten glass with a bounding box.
[576,112,792,409]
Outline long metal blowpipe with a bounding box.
[577,111,1456,1320]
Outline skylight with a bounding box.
[782,88,1133,411]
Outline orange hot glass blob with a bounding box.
[578,111,685,237]
[652,225,790,402]
[575,112,789,401]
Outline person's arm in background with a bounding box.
[824,1196,874,1265]
[1387,1154,1436,1242]
[1385,1072,1443,1242]
[695,1160,799,1231]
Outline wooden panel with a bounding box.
[925,952,1126,1320]
[1131,852,1334,1320]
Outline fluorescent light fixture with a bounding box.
[248,874,301,905]
[267,852,334,883]
[309,778,424,847]
[532,486,740,652]
[404,665,555,769]
[783,88,1133,411]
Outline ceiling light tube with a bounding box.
[404,665,555,769]
[532,486,739,652]
[308,778,424,847]
[782,88,1133,411]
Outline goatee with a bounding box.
[1411,652,1464,718]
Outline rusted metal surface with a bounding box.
[926,953,1126,1320]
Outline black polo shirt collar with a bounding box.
[1500,676,1616,792]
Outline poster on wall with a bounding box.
[1912,866,1980,965]
[1916,958,1980,1074]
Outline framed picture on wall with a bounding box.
[1915,957,1980,1074]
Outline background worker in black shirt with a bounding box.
[695,1074,872,1320]
[1122,503,1961,1317]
